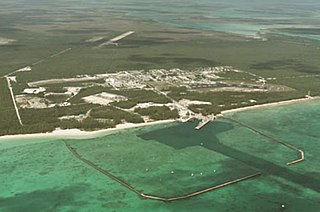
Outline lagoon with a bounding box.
[1,100,319,211]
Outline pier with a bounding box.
[195,119,210,130]
[195,115,216,130]
[64,141,261,202]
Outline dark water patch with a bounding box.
[102,200,128,209]
[270,176,304,194]
[0,184,89,212]
[306,172,320,180]
[97,189,127,207]
[138,122,320,192]
[138,121,233,150]
[254,192,320,212]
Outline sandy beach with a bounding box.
[1,96,319,142]
[0,119,176,142]
[220,96,319,115]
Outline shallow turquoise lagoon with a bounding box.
[0,100,319,211]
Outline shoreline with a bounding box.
[0,119,176,142]
[220,96,319,115]
[0,96,319,142]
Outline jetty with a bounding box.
[222,117,305,166]
[195,119,210,130]
[195,114,216,130]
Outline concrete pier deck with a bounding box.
[195,119,210,130]
[195,115,216,130]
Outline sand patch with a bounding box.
[179,99,212,107]
[83,92,127,105]
[16,95,49,109]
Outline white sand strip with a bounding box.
[0,120,176,142]
[220,97,319,115]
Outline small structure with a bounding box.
[7,76,17,83]
[58,102,71,107]
[17,66,32,72]
[82,92,127,106]
[23,87,46,94]
[306,90,312,99]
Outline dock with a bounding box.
[195,115,216,130]
[195,119,210,130]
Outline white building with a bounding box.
[23,87,46,94]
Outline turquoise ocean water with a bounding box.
[108,0,320,40]
[0,1,320,210]
[1,100,319,211]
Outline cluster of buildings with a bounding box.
[101,66,241,89]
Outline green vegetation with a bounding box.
[0,104,95,135]
[44,85,68,93]
[69,86,110,103]
[112,100,137,109]
[0,78,20,135]
[91,106,144,124]
[135,106,179,120]
[60,118,116,131]
[45,94,70,104]
[0,103,146,135]
[168,87,305,115]
[0,1,320,136]
[19,104,95,127]
[11,81,29,94]
[111,89,171,109]
[69,86,170,109]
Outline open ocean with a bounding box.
[1,99,319,211]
